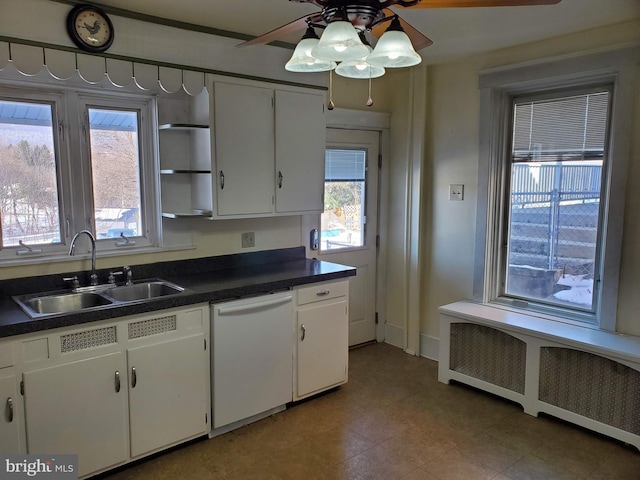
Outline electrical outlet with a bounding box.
[241,232,255,248]
[449,184,464,201]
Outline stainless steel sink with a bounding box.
[13,279,186,318]
[103,280,184,302]
[18,292,113,316]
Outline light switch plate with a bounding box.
[449,184,464,201]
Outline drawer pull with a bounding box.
[6,397,13,423]
[131,366,137,388]
[316,291,330,296]
[114,371,121,393]
[300,324,306,342]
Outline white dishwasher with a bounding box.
[211,291,293,431]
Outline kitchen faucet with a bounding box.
[69,230,98,286]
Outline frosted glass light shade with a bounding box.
[367,30,422,68]
[311,21,369,62]
[285,38,336,72]
[335,47,385,79]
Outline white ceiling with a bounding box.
[94,0,640,62]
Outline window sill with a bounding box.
[439,300,640,365]
[0,244,196,268]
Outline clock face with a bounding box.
[67,6,114,53]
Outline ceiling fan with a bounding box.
[239,0,562,109]
[239,0,562,51]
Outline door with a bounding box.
[275,89,325,214]
[297,297,348,398]
[305,129,380,346]
[127,334,208,458]
[213,82,274,216]
[0,372,21,453]
[23,352,128,478]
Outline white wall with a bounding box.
[421,20,640,340]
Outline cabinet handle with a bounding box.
[316,290,330,296]
[300,324,306,342]
[114,371,121,393]
[6,397,13,423]
[278,170,283,189]
[219,170,225,190]
[131,367,137,388]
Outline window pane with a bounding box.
[88,108,142,239]
[505,91,609,311]
[0,100,61,247]
[321,149,366,251]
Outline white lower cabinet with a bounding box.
[19,304,210,479]
[128,334,208,457]
[23,352,129,477]
[0,369,23,454]
[294,281,349,400]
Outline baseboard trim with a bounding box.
[384,323,405,349]
[420,333,439,361]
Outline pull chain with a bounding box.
[328,69,335,110]
[366,69,374,107]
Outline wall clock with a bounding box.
[66,4,114,53]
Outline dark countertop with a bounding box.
[0,247,356,338]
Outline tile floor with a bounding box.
[99,342,640,480]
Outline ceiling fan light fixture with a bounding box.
[367,17,422,68]
[311,21,370,62]
[286,27,336,72]
[335,46,385,79]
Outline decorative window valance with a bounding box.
[0,41,206,96]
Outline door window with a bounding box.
[320,148,367,251]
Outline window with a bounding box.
[87,107,142,239]
[0,99,61,247]
[474,47,638,329]
[0,87,157,260]
[504,89,610,313]
[321,149,366,251]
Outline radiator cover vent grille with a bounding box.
[540,347,640,435]
[450,323,526,394]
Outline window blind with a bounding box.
[325,149,366,182]
[512,91,610,162]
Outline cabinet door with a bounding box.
[297,298,348,398]
[0,373,21,453]
[275,90,326,214]
[128,334,208,458]
[23,352,128,478]
[213,82,274,216]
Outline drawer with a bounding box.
[296,280,348,306]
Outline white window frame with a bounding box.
[473,46,639,332]
[0,84,159,264]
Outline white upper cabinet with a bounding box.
[212,82,275,217]
[275,90,325,215]
[210,78,326,219]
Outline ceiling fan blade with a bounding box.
[371,10,433,51]
[237,13,323,48]
[404,0,561,7]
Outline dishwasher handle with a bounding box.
[216,294,293,315]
